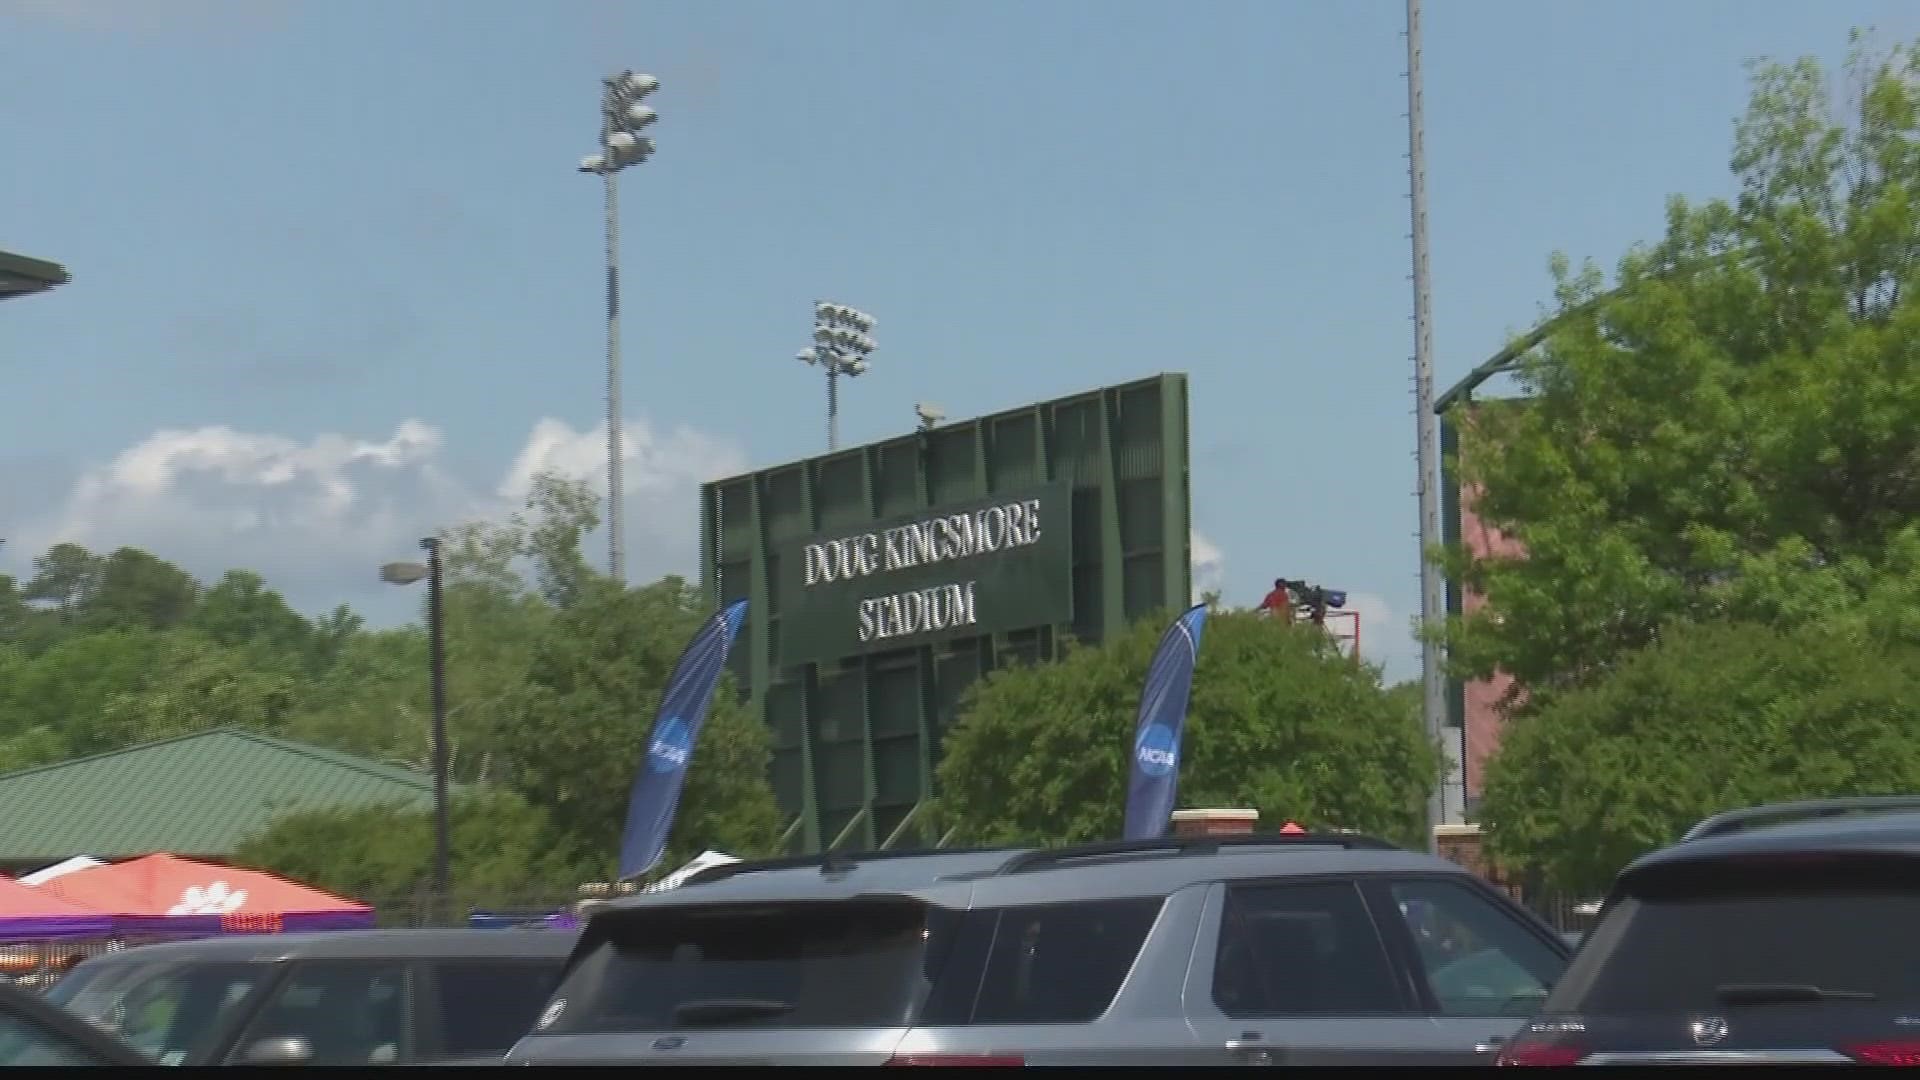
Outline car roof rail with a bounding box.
[994,831,1398,876]
[678,844,1022,887]
[1681,796,1920,842]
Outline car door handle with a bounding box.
[1225,1039,1275,1065]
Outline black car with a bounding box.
[0,979,149,1067]
[43,928,574,1067]
[1501,796,1920,1066]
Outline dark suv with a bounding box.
[1501,796,1920,1067]
[45,929,573,1066]
[510,832,1573,1066]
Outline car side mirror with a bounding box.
[241,1036,315,1066]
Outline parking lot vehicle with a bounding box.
[0,980,149,1067]
[507,832,1573,1066]
[1501,796,1920,1066]
[44,928,573,1066]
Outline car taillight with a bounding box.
[1845,1041,1920,1066]
[884,1054,1025,1067]
[1496,1040,1587,1066]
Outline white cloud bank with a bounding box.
[6,417,747,610]
[1191,528,1226,604]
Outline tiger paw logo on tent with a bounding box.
[169,881,249,915]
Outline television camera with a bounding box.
[1278,578,1347,625]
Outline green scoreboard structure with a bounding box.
[698,373,1194,853]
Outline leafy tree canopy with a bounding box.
[232,789,586,906]
[1481,618,1920,896]
[1446,35,1920,699]
[0,470,782,896]
[935,610,1440,849]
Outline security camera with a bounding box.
[915,402,945,429]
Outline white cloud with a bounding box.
[5,416,745,615]
[1191,528,1225,603]
[1338,591,1418,681]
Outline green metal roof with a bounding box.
[0,250,70,301]
[0,729,440,863]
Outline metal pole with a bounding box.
[423,537,453,907]
[1406,0,1447,853]
[826,365,840,451]
[601,80,627,585]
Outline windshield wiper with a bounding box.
[1714,983,1877,1005]
[671,998,796,1026]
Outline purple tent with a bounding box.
[0,877,112,939]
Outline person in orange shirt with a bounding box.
[1258,579,1294,623]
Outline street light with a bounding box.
[796,301,877,451]
[576,68,661,585]
[380,537,451,908]
[914,402,944,430]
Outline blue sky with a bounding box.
[3,0,1914,681]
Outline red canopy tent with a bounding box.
[36,854,373,934]
[0,876,112,940]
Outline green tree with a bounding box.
[233,789,586,906]
[91,631,305,749]
[0,629,175,757]
[1444,35,1920,698]
[23,543,102,622]
[84,548,200,632]
[486,575,783,877]
[935,611,1441,848]
[1481,619,1920,896]
[191,570,314,662]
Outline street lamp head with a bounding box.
[915,402,945,428]
[623,104,658,129]
[381,561,430,586]
[577,153,607,173]
[796,349,818,365]
[846,358,870,377]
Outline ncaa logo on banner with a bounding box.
[648,717,693,774]
[1135,723,1179,778]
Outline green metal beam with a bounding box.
[880,800,931,849]
[828,806,871,851]
[0,251,70,301]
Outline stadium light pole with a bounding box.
[797,302,877,451]
[577,69,661,585]
[1406,0,1448,853]
[381,539,452,910]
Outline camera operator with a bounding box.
[1258,579,1295,624]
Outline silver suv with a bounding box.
[507,832,1572,1066]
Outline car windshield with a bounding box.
[45,960,268,1066]
[1547,859,1920,1013]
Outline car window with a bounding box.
[0,1010,110,1067]
[45,960,268,1066]
[1387,879,1567,1017]
[1547,859,1920,1013]
[428,959,566,1058]
[543,899,966,1032]
[966,898,1164,1024]
[231,961,408,1066]
[1212,880,1408,1017]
